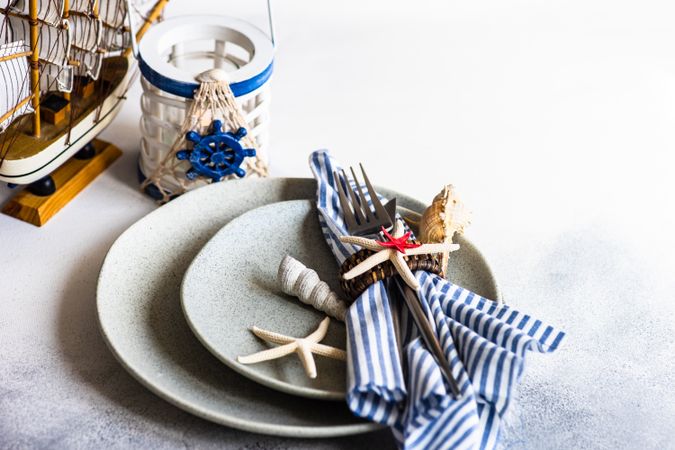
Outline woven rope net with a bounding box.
[141,69,269,203]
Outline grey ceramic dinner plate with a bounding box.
[97,177,500,437]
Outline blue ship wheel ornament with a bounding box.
[176,120,256,182]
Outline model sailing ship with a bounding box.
[0,0,168,195]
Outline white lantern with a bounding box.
[137,14,274,199]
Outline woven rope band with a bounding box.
[339,245,443,301]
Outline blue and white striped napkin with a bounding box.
[310,151,565,450]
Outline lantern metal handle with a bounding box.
[266,0,276,46]
[127,0,277,60]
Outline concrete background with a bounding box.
[1,1,674,448]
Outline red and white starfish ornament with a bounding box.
[339,220,459,290]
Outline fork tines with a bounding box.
[334,164,393,235]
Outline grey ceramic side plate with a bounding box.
[181,199,502,402]
[97,177,500,437]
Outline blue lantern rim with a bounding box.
[139,57,273,99]
[137,15,274,99]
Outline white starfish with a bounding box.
[237,316,346,379]
[339,220,459,290]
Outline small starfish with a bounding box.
[339,220,459,290]
[378,226,421,253]
[237,317,346,379]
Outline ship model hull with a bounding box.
[0,54,134,185]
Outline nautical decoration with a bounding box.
[237,317,346,379]
[137,14,275,201]
[0,0,169,226]
[176,120,256,182]
[419,185,471,276]
[278,255,349,321]
[339,220,459,290]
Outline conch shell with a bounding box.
[419,185,471,276]
[278,255,348,321]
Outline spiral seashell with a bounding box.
[278,255,348,321]
[419,185,471,276]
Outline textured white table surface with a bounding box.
[1,1,674,448]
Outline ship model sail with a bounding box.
[0,40,33,131]
[0,0,168,185]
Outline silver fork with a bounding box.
[335,164,460,399]
[334,164,396,236]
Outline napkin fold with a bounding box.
[310,151,565,450]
